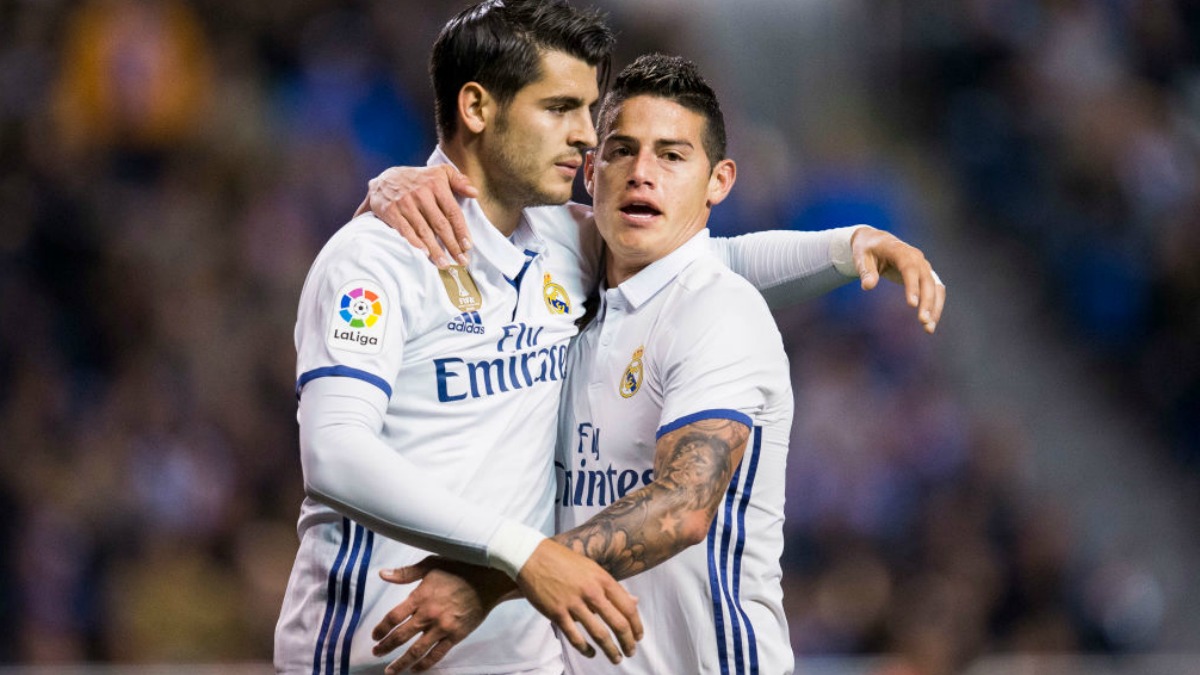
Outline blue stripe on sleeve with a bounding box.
[297,366,393,399]
[656,409,752,440]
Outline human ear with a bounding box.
[458,83,492,134]
[705,159,737,207]
[584,150,597,197]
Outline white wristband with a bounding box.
[486,519,548,580]
[829,225,863,278]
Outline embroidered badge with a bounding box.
[438,265,483,312]
[619,346,644,399]
[328,281,387,354]
[543,273,571,315]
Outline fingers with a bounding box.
[432,168,472,263]
[445,166,480,199]
[396,194,453,268]
[556,614,597,660]
[440,167,477,258]
[927,271,947,334]
[412,172,468,265]
[594,589,640,657]
[367,167,473,268]
[384,632,441,675]
[412,639,456,673]
[372,596,418,643]
[608,585,643,643]
[898,255,922,310]
[574,606,624,664]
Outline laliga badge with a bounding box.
[543,273,571,315]
[439,265,483,312]
[619,346,644,399]
[328,281,387,354]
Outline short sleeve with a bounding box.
[653,272,789,438]
[295,222,410,399]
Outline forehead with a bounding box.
[602,95,706,144]
[517,49,600,101]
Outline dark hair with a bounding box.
[430,0,614,141]
[597,53,727,165]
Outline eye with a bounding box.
[663,151,684,162]
[609,146,633,158]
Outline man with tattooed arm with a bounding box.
[376,54,807,675]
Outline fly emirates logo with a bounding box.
[555,423,655,508]
[434,322,567,402]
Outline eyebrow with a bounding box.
[540,96,587,109]
[606,134,696,151]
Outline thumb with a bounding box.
[447,167,480,199]
[380,561,432,585]
[856,253,880,291]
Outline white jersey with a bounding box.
[556,230,795,675]
[276,151,602,674]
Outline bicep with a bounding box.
[652,418,751,512]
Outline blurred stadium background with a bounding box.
[2,0,1199,673]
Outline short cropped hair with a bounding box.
[430,0,615,142]
[597,54,727,165]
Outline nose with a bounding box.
[628,149,655,187]
[569,109,598,150]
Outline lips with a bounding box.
[618,198,663,221]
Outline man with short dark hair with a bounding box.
[276,3,642,673]
[371,52,811,675]
[277,0,944,673]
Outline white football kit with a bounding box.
[556,230,795,675]
[276,148,857,674]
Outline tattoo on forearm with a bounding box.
[554,419,749,579]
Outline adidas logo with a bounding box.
[446,311,486,335]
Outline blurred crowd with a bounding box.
[0,0,1193,672]
[881,0,1200,464]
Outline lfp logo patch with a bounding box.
[340,287,382,328]
[328,281,387,354]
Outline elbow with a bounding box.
[299,436,349,508]
[679,510,717,548]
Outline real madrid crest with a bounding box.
[438,265,483,312]
[619,346,644,399]
[543,273,571,315]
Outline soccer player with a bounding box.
[372,53,823,675]
[275,5,638,673]
[555,53,799,675]
[277,1,944,673]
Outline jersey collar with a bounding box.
[609,229,712,310]
[428,148,546,280]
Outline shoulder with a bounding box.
[676,257,771,319]
[656,257,782,355]
[526,202,600,251]
[312,214,430,280]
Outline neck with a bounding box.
[605,256,646,288]
[441,141,522,237]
